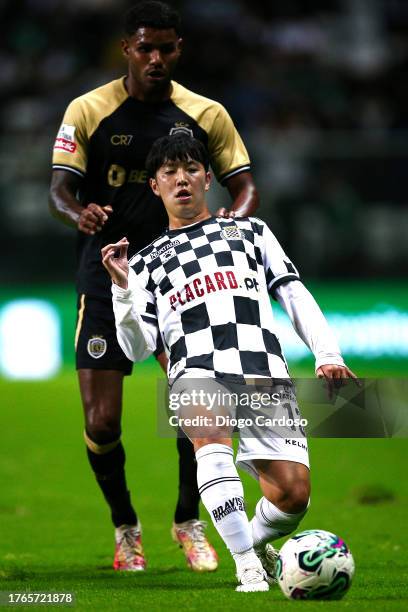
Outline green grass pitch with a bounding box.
[1,361,407,611]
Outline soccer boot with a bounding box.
[171,519,218,572]
[113,523,146,571]
[236,561,269,592]
[255,543,279,584]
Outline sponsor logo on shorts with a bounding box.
[221,226,245,240]
[87,336,107,359]
[285,439,308,451]
[212,496,245,522]
[54,124,77,154]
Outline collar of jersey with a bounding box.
[166,216,216,237]
[121,76,175,107]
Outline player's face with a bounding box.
[150,157,211,227]
[122,27,182,97]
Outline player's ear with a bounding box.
[149,177,160,196]
[121,38,130,59]
[204,171,211,191]
[177,37,183,55]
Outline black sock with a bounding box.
[174,432,200,523]
[86,441,137,528]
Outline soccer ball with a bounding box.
[276,529,355,600]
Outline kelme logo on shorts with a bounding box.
[87,336,107,359]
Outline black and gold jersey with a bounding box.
[52,77,251,297]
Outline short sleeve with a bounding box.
[207,104,251,183]
[251,218,300,299]
[52,98,89,177]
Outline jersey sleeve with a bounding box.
[52,97,89,177]
[276,280,345,371]
[252,218,300,298]
[207,104,251,183]
[111,262,158,362]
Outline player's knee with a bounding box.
[82,396,120,441]
[286,481,310,514]
[84,410,121,444]
[85,423,121,445]
[267,481,310,515]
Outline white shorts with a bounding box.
[236,435,309,480]
[170,372,310,480]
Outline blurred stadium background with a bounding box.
[1,0,407,379]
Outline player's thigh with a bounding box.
[236,434,310,492]
[170,375,234,441]
[78,369,124,420]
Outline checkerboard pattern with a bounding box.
[128,217,300,382]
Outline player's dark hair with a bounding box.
[124,1,181,37]
[146,135,209,178]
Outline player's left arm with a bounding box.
[207,104,260,218]
[220,171,260,218]
[276,280,358,382]
[257,220,357,382]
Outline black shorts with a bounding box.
[75,294,133,374]
[75,294,164,373]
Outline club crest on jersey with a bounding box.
[169,122,193,138]
[221,225,245,241]
[87,336,107,359]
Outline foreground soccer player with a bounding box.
[50,0,258,572]
[101,135,356,592]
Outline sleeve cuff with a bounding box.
[111,283,132,299]
[315,354,345,371]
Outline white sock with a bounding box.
[251,497,309,549]
[196,443,252,554]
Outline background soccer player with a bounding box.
[49,1,259,572]
[101,134,357,592]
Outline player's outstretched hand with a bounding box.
[101,237,129,289]
[78,203,113,235]
[316,364,360,399]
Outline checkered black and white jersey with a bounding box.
[126,216,300,382]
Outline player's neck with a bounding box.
[168,210,211,230]
[125,75,172,103]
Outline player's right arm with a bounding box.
[49,169,112,235]
[205,102,259,218]
[102,239,158,362]
[49,97,112,234]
